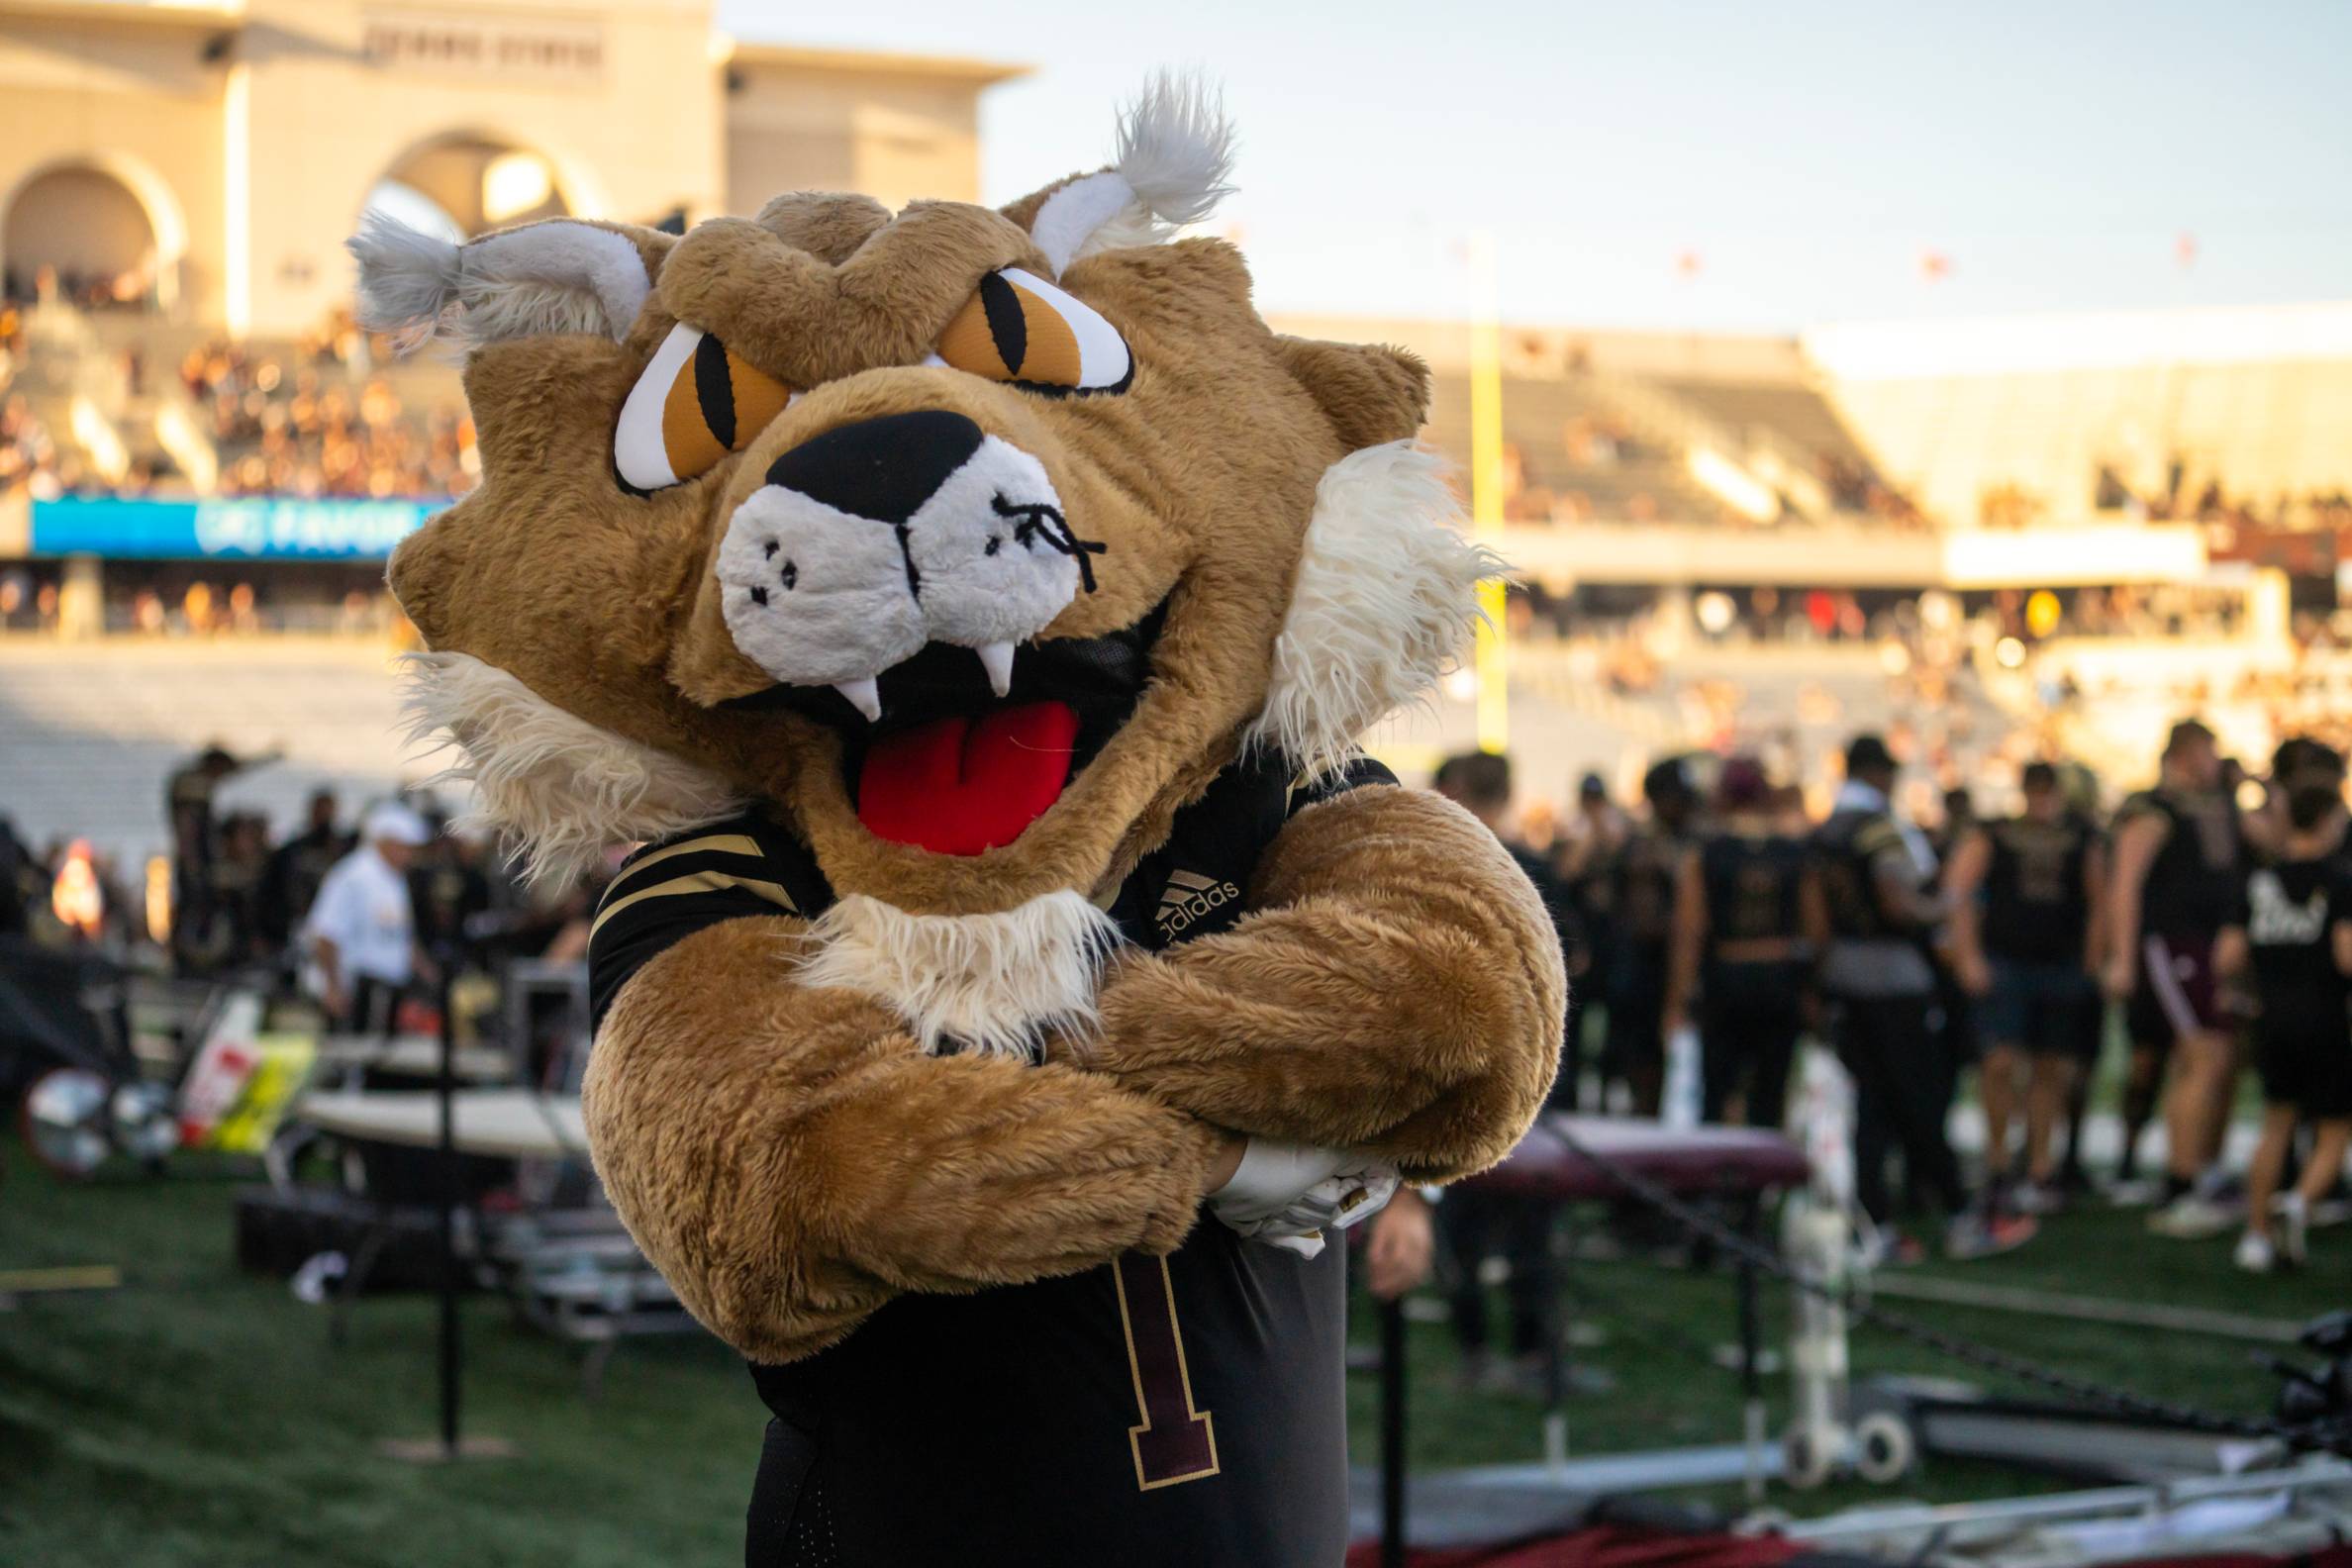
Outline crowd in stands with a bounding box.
[177,328,477,501]
[0,296,476,508]
[2,260,157,313]
[1491,415,1924,530]
[1981,461,2352,539]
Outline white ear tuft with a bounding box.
[348,213,651,352]
[1114,71,1236,229]
[1245,442,1505,781]
[398,650,743,885]
[1053,71,1237,270]
[348,211,467,351]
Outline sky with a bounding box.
[717,0,2352,335]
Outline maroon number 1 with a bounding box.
[1112,1254,1219,1489]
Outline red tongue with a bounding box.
[856,701,1080,855]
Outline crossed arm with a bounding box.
[584,784,1565,1360]
[584,916,1227,1362]
[1076,784,1567,1182]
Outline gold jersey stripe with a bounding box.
[602,833,765,900]
[590,865,798,940]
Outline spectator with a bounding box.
[1601,758,1700,1117]
[2217,752,2352,1272]
[2107,720,2249,1232]
[1813,735,2030,1260]
[1945,761,2107,1217]
[258,789,349,948]
[1429,750,1571,1395]
[0,814,41,937]
[1664,756,1817,1129]
[164,743,279,974]
[304,802,434,1034]
[1362,1187,1435,1303]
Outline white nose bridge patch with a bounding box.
[714,433,1083,690]
[908,438,1079,649]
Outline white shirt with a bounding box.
[303,843,416,988]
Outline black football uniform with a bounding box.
[2242,853,2352,1117]
[2115,786,2245,1045]
[1602,824,1683,1082]
[1695,828,1810,1127]
[589,751,1396,1568]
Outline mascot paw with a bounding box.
[1210,1138,1400,1257]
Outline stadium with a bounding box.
[7,4,2352,1567]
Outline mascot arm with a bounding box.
[1089,785,1565,1183]
[584,915,1222,1363]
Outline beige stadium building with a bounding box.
[0,0,1019,338]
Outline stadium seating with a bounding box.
[0,637,429,868]
[1422,373,1731,525]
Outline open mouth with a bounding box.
[728,601,1166,855]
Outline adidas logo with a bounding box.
[1155,868,1241,938]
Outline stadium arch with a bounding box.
[0,151,189,311]
[364,127,614,240]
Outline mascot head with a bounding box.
[361,77,1491,934]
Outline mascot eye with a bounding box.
[615,323,797,492]
[934,267,1132,395]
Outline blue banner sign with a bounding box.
[29,496,449,560]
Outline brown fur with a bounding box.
[1272,337,1431,452]
[584,916,1222,1361]
[392,223,1378,917]
[751,191,893,264]
[380,157,1562,1364]
[1078,786,1566,1181]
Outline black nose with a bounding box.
[763,410,985,525]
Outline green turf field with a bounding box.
[0,1144,2333,1567]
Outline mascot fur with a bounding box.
[355,77,1564,1568]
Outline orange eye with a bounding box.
[615,323,796,491]
[934,267,1131,395]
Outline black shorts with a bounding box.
[2257,1007,2352,1119]
[1982,959,2099,1061]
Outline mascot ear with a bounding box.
[1275,338,1430,451]
[347,213,672,351]
[1007,72,1236,277]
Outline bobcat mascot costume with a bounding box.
[355,79,1564,1567]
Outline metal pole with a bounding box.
[1379,1295,1407,1568]
[436,962,460,1459]
[1466,230,1509,756]
[1738,1213,1765,1503]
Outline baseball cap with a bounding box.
[363,802,432,846]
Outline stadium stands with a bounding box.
[0,637,425,868]
[1,298,473,508]
[1423,373,1733,526]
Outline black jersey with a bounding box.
[589,750,1395,1568]
[1699,828,1808,947]
[1982,815,2092,964]
[1612,824,1685,955]
[2117,786,2244,938]
[2243,854,2352,1043]
[1813,806,1926,943]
